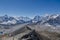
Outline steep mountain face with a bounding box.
[42,14,60,26]
[32,15,41,23]
[0,15,17,25]
[0,15,8,22]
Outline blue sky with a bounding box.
[0,0,60,18]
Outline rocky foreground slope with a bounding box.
[1,24,60,40]
[18,25,60,40]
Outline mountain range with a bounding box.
[0,14,60,26]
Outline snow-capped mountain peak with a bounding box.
[0,15,32,25]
